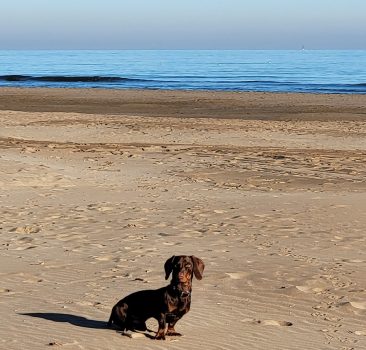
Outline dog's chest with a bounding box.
[167,296,191,314]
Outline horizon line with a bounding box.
[1,48,366,51]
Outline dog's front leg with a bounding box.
[155,313,166,340]
[166,311,186,336]
[166,319,182,336]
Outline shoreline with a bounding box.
[1,87,366,121]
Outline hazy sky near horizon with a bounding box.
[1,0,365,49]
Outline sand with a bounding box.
[0,88,365,350]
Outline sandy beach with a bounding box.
[0,88,365,350]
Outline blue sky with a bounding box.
[1,0,365,49]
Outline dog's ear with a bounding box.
[191,256,204,280]
[164,255,176,280]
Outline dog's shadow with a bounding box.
[20,312,156,338]
[20,313,107,329]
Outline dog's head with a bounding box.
[164,255,204,283]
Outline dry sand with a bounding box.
[0,88,365,349]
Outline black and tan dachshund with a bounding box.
[108,255,204,339]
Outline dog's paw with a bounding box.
[166,330,182,337]
[154,334,166,340]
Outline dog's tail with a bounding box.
[108,303,128,329]
[107,308,114,327]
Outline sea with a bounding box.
[0,50,365,94]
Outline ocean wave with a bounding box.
[0,75,150,83]
[0,75,365,94]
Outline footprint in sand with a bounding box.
[13,246,37,251]
[97,206,114,212]
[295,285,326,294]
[10,225,41,234]
[92,255,114,262]
[342,258,364,263]
[225,272,248,280]
[349,301,366,310]
[18,236,34,244]
[295,278,330,294]
[354,330,366,336]
[261,320,293,326]
[242,318,293,327]
[0,288,13,294]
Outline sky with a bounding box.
[1,0,365,50]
